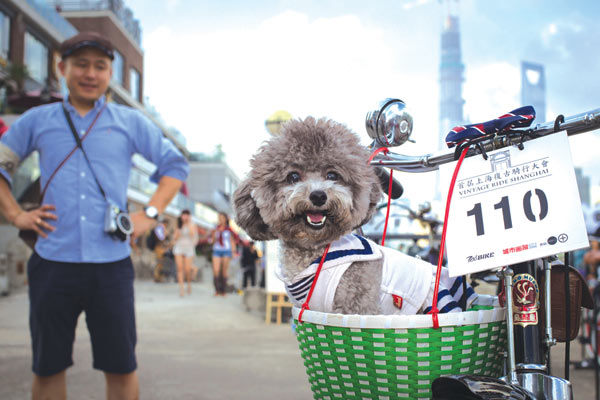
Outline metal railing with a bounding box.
[25,0,77,39]
[49,0,141,45]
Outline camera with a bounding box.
[104,202,134,241]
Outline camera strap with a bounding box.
[62,103,109,201]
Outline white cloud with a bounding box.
[463,62,521,123]
[402,0,434,10]
[540,21,586,60]
[143,10,440,179]
[166,0,179,12]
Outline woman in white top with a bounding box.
[173,209,198,297]
[211,212,237,296]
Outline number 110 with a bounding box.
[466,189,548,237]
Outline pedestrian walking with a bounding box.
[173,209,198,296]
[151,219,173,283]
[211,212,236,296]
[241,241,260,289]
[0,32,188,400]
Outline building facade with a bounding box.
[187,161,240,216]
[436,0,466,199]
[52,0,144,104]
[521,61,546,123]
[439,5,465,150]
[0,0,76,97]
[575,167,591,206]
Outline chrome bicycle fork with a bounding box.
[501,261,572,399]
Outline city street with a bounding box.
[0,274,597,400]
[0,277,312,400]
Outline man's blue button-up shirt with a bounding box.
[0,96,189,263]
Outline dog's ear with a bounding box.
[233,179,276,241]
[358,179,383,227]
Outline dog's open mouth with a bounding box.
[305,211,327,229]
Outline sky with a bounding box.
[125,0,600,203]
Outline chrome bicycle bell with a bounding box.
[365,98,413,147]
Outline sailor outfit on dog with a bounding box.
[276,234,476,315]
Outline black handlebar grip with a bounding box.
[374,167,403,199]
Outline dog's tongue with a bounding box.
[307,212,325,223]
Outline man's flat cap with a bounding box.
[60,32,114,60]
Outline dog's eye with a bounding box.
[286,172,301,184]
[326,171,339,181]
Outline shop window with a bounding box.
[112,50,124,85]
[24,32,48,84]
[129,67,140,101]
[0,10,9,61]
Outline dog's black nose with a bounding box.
[309,190,327,206]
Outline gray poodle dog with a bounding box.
[234,117,475,315]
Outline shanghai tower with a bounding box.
[438,0,465,150]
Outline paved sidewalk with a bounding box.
[0,276,597,399]
[0,278,312,400]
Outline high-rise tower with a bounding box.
[521,61,546,123]
[439,0,465,150]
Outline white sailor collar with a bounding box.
[277,234,383,285]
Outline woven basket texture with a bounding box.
[294,307,506,400]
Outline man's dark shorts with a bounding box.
[28,252,137,376]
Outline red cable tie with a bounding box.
[298,243,331,324]
[429,146,470,329]
[367,147,389,164]
[432,309,440,329]
[381,168,393,246]
[367,147,392,246]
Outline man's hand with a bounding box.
[130,210,157,240]
[12,204,58,238]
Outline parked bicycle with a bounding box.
[365,98,600,399]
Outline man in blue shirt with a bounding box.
[0,32,189,399]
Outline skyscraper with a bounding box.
[435,0,465,199]
[439,0,465,150]
[521,61,546,123]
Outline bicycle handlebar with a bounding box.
[369,107,600,172]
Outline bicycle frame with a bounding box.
[366,99,600,399]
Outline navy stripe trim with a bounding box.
[465,286,475,299]
[289,279,314,295]
[422,302,462,314]
[440,301,461,313]
[310,235,373,265]
[440,301,462,313]
[295,293,307,301]
[449,276,463,296]
[437,289,451,300]
[422,289,476,314]
[288,275,313,289]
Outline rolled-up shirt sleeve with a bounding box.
[132,112,189,183]
[0,111,36,187]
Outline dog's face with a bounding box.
[234,117,382,249]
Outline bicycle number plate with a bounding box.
[440,132,589,277]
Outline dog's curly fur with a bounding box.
[234,117,386,314]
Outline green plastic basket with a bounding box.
[292,300,506,400]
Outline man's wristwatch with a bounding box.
[144,206,159,220]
